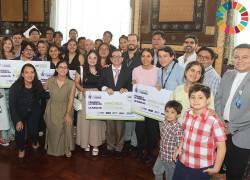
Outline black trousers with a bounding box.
[173,160,211,180]
[225,134,250,180]
[15,110,40,151]
[135,117,159,156]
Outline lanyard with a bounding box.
[161,61,177,89]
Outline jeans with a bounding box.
[153,156,176,180]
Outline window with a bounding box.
[50,0,132,46]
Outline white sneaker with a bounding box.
[0,139,10,147]
[38,131,44,137]
[92,147,99,156]
[84,145,90,152]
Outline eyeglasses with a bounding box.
[24,48,33,52]
[197,55,211,61]
[112,55,122,59]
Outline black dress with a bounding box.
[9,80,45,150]
[64,53,81,70]
[76,67,101,88]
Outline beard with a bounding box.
[128,44,137,51]
[184,46,194,53]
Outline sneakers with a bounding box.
[0,139,10,147]
[84,145,90,152]
[92,147,99,156]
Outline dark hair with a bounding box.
[69,29,78,35]
[119,35,128,42]
[46,27,55,33]
[140,48,154,57]
[128,33,139,41]
[95,39,103,44]
[184,34,198,44]
[29,28,40,36]
[103,31,113,39]
[15,63,42,97]
[165,100,182,115]
[53,31,63,38]
[78,37,86,43]
[53,60,70,78]
[84,50,101,75]
[37,40,49,57]
[98,42,112,65]
[12,31,24,37]
[48,44,62,60]
[152,30,166,40]
[1,37,15,59]
[21,40,36,54]
[234,43,250,51]
[197,46,218,60]
[158,46,176,59]
[188,83,211,99]
[184,61,205,83]
[66,39,78,53]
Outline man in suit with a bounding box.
[215,43,250,179]
[151,30,166,67]
[100,49,130,158]
[122,33,141,152]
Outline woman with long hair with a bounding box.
[9,64,45,159]
[75,50,106,156]
[37,40,49,61]
[0,37,16,59]
[171,61,214,123]
[48,45,61,69]
[44,60,76,157]
[98,42,111,68]
[63,39,84,70]
[0,37,16,146]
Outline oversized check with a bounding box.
[0,60,50,88]
[0,60,75,88]
[132,84,172,121]
[86,91,144,121]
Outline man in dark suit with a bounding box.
[100,49,130,158]
[151,30,166,67]
[122,33,141,152]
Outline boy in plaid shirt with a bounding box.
[153,100,183,180]
[173,84,226,180]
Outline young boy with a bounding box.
[153,100,183,180]
[173,84,226,180]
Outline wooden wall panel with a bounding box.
[159,0,195,22]
[28,0,44,22]
[1,0,23,21]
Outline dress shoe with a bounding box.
[100,149,114,157]
[144,155,153,165]
[114,151,123,159]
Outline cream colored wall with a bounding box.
[132,0,226,75]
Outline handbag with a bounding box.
[73,66,83,111]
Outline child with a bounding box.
[173,84,226,180]
[153,100,183,180]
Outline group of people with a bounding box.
[0,27,249,180]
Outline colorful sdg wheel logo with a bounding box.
[216,1,249,34]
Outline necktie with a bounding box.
[114,69,120,85]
